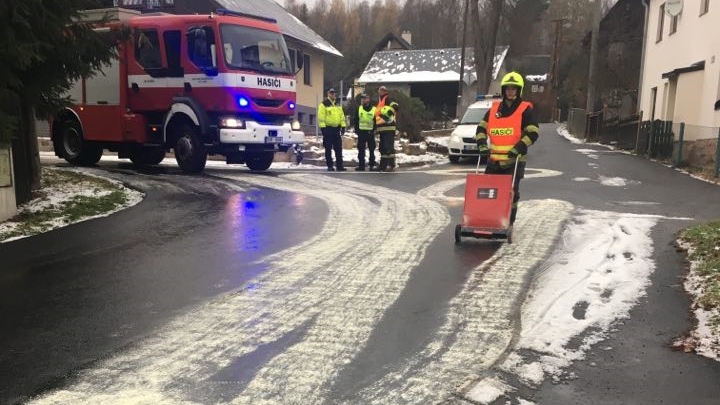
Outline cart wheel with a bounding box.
[454,224,462,244]
[507,229,513,244]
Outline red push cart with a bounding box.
[454,157,520,244]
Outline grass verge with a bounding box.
[679,222,720,331]
[0,168,135,242]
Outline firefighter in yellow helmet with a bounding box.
[474,71,540,225]
[374,86,399,172]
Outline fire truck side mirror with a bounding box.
[202,66,219,77]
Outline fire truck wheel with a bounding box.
[174,124,207,173]
[130,147,166,166]
[245,152,274,171]
[55,119,103,166]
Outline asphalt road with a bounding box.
[1,124,719,405]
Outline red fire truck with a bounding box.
[52,7,304,173]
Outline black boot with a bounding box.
[355,166,365,171]
[378,157,387,172]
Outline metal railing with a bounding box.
[564,113,720,177]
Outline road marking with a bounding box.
[417,168,562,204]
[422,167,563,178]
[26,173,450,405]
[344,199,574,404]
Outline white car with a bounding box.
[447,96,500,163]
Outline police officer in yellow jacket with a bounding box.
[475,71,539,225]
[353,93,376,171]
[375,86,399,172]
[318,88,347,171]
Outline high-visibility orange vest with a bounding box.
[375,95,387,124]
[487,101,531,161]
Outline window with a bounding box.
[303,54,311,85]
[187,26,216,69]
[164,30,181,74]
[135,29,162,69]
[298,112,305,124]
[670,13,679,34]
[309,114,315,126]
[220,24,292,74]
[656,3,665,42]
[650,87,657,120]
[701,0,710,15]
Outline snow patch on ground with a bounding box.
[466,376,514,403]
[466,209,658,401]
[598,176,634,187]
[573,177,591,182]
[556,124,583,144]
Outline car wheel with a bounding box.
[449,155,460,163]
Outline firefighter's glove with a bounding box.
[476,138,489,156]
[508,141,527,159]
[478,144,490,156]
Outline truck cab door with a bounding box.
[128,28,174,112]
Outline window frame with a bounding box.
[701,0,710,15]
[669,13,678,35]
[656,3,665,43]
[303,54,311,85]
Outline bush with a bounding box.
[362,86,427,143]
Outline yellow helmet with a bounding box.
[500,71,525,96]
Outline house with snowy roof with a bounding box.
[108,0,343,134]
[357,46,509,120]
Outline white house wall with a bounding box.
[639,0,720,140]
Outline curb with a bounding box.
[38,138,441,169]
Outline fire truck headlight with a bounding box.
[221,117,245,128]
[237,96,250,108]
[291,120,301,130]
[288,102,296,110]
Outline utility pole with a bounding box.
[586,0,602,112]
[458,0,470,115]
[549,18,566,121]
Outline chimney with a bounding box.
[401,30,412,45]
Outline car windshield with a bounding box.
[220,24,293,75]
[460,107,490,124]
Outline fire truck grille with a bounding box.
[253,98,285,108]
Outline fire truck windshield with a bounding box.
[220,24,293,76]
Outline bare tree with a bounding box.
[471,0,504,94]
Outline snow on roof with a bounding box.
[216,0,342,57]
[358,46,509,84]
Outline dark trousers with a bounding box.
[356,130,376,168]
[322,126,343,169]
[485,159,526,224]
[378,130,395,170]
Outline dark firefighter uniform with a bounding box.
[318,88,347,171]
[375,87,399,172]
[475,71,539,225]
[353,94,377,171]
